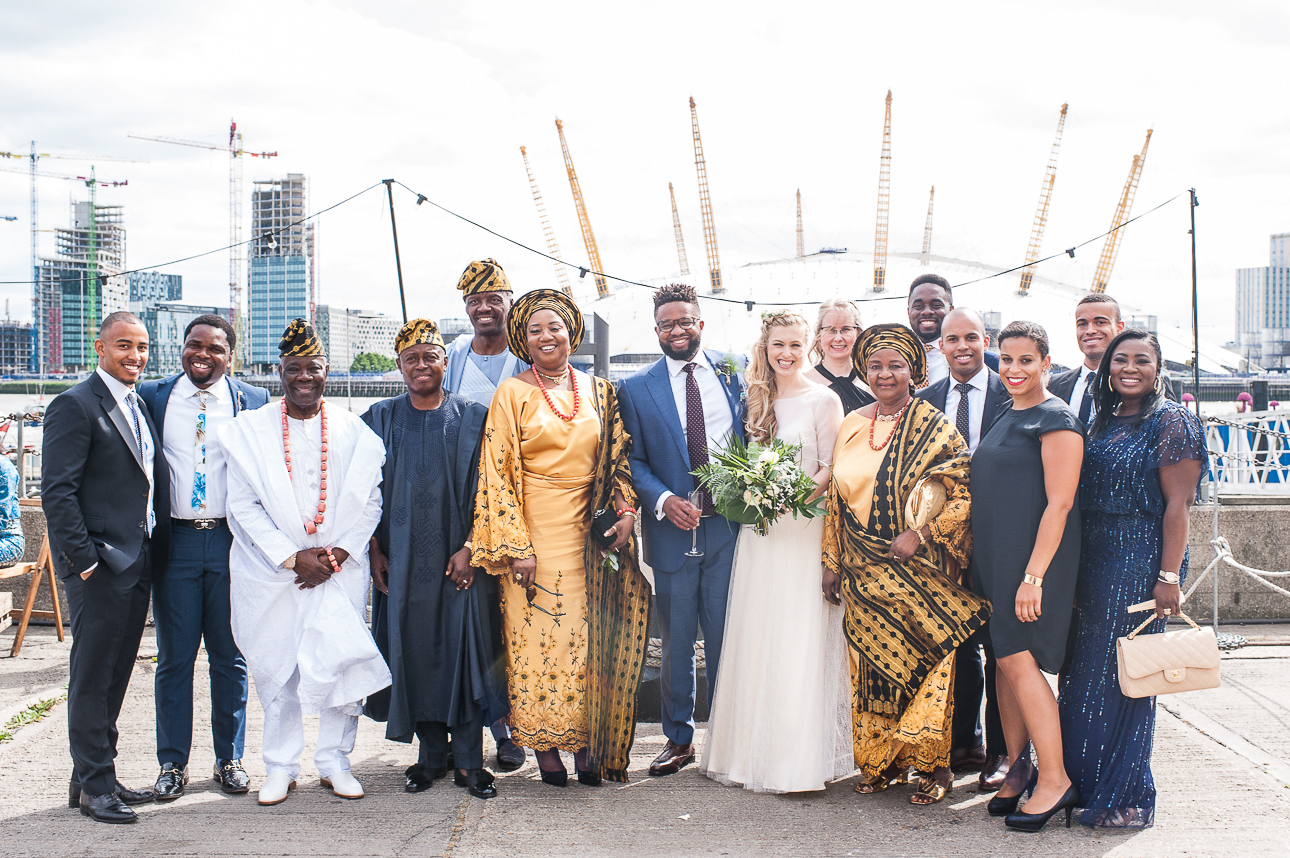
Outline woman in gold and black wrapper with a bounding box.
[822,323,991,806]
[470,289,651,785]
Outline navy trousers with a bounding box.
[952,625,1005,755]
[419,715,484,770]
[153,523,248,765]
[653,517,739,746]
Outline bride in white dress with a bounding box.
[701,311,854,793]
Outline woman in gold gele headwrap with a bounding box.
[822,323,991,805]
[470,289,651,786]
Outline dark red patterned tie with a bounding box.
[683,363,715,514]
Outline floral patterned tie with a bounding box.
[192,391,209,512]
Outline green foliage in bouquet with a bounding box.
[692,435,827,537]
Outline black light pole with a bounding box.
[1186,189,1197,415]
[383,179,408,323]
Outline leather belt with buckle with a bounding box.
[172,518,226,530]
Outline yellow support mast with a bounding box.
[872,91,892,292]
[796,189,805,258]
[690,97,723,292]
[920,186,935,265]
[1017,103,1068,295]
[555,119,609,299]
[669,182,691,276]
[1091,129,1153,294]
[519,146,573,296]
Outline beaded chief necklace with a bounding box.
[868,401,908,451]
[281,398,328,534]
[532,365,579,421]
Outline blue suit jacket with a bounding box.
[137,374,271,544]
[617,350,746,574]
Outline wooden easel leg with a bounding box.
[46,563,64,642]
[9,564,42,658]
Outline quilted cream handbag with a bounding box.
[1116,610,1221,698]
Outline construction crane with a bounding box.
[554,119,609,299]
[1017,103,1068,295]
[920,186,935,265]
[669,182,690,276]
[871,91,893,292]
[519,146,573,296]
[1091,129,1153,294]
[690,97,723,293]
[129,121,277,366]
[796,190,805,258]
[2,144,141,377]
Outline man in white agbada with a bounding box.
[223,319,390,806]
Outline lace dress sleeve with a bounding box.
[1151,403,1207,470]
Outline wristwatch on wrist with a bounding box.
[283,552,297,571]
[1158,570,1181,585]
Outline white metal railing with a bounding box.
[1205,410,1290,494]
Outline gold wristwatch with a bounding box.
[283,552,297,571]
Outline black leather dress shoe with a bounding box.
[114,781,156,805]
[453,768,498,799]
[214,759,251,794]
[404,763,449,793]
[979,754,1011,792]
[154,764,188,801]
[80,792,138,824]
[494,738,526,772]
[950,744,988,773]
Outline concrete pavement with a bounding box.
[1,624,1288,857]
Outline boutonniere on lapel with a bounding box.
[716,354,740,385]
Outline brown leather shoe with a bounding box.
[950,744,988,773]
[978,754,1010,792]
[649,741,695,777]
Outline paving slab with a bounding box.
[1,625,1288,857]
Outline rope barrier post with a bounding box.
[383,179,408,323]
[1211,453,1220,632]
[1189,189,1201,418]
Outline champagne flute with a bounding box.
[685,489,704,557]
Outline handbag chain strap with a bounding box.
[1127,608,1203,640]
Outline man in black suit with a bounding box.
[915,307,1009,790]
[906,273,998,386]
[42,311,171,823]
[1049,293,1125,424]
[138,315,270,800]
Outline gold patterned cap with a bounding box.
[506,289,584,361]
[279,318,325,358]
[854,323,927,388]
[457,258,512,296]
[394,318,445,355]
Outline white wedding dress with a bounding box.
[701,382,855,793]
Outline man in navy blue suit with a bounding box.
[618,284,745,777]
[138,314,270,800]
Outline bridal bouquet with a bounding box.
[693,436,826,537]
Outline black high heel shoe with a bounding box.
[987,761,1037,817]
[573,749,600,786]
[535,750,568,787]
[1005,784,1080,832]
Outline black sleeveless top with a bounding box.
[814,363,876,415]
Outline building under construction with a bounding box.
[247,173,314,370]
[35,201,129,372]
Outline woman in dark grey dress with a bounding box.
[970,321,1083,832]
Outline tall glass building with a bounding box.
[1236,233,1290,369]
[248,174,313,370]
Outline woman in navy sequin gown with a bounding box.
[1059,329,1205,829]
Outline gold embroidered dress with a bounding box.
[471,372,650,781]
[823,398,991,777]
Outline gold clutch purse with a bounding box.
[903,476,947,530]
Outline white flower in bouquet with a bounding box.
[692,435,827,537]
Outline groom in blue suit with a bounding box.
[617,284,745,777]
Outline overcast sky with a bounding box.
[2,0,1286,347]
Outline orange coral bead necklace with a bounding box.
[281,398,328,534]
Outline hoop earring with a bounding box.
[1153,374,1164,395]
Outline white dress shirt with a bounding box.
[655,350,736,519]
[1068,363,1098,415]
[95,365,156,534]
[925,342,949,386]
[164,374,235,518]
[945,365,990,453]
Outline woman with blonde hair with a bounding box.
[701,311,852,793]
[804,297,874,414]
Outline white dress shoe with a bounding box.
[321,770,363,799]
[257,772,296,806]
